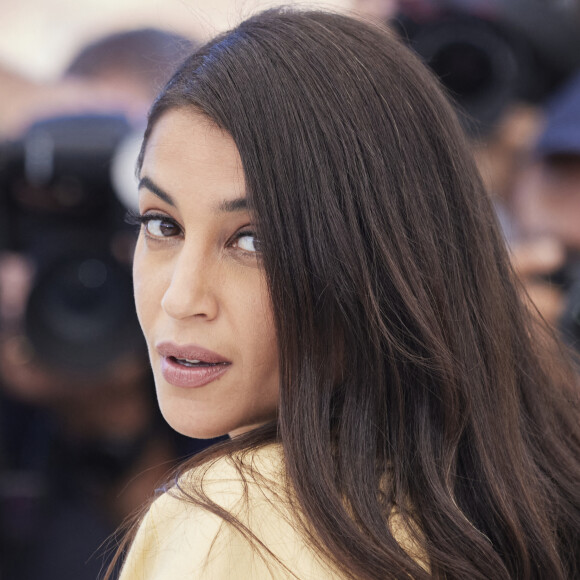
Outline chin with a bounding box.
[168,420,230,440]
[159,411,227,440]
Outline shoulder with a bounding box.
[183,442,286,496]
[119,444,339,579]
[173,442,289,521]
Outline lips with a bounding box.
[156,342,231,388]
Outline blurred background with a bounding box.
[0,0,351,81]
[1,0,580,578]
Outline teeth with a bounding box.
[176,358,204,367]
[174,357,220,367]
[171,356,227,367]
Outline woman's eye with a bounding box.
[143,216,181,238]
[234,233,260,253]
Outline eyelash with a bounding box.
[125,210,261,253]
[126,210,182,237]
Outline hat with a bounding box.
[535,70,580,157]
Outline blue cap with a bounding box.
[536,70,580,157]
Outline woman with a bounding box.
[111,8,580,579]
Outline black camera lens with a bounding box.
[410,16,521,135]
[25,253,143,373]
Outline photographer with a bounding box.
[511,71,580,346]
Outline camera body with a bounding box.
[0,114,144,373]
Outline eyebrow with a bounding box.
[138,176,248,214]
[217,197,248,212]
[138,177,175,206]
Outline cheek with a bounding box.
[252,313,278,370]
[245,283,276,340]
[234,277,278,373]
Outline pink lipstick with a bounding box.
[156,342,231,388]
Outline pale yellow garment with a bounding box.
[119,444,425,579]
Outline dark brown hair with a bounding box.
[111,8,580,579]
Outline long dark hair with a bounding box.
[112,9,580,579]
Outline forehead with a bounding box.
[141,108,245,198]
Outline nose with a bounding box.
[161,247,219,321]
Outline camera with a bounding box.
[0,114,144,374]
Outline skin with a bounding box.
[510,156,580,324]
[133,108,279,439]
[513,157,580,249]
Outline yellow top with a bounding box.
[119,444,425,579]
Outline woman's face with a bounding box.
[133,108,279,439]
